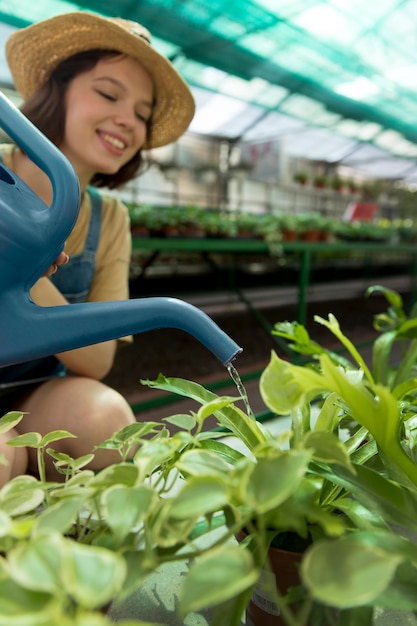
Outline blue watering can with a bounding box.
[0,91,242,367]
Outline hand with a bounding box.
[43,250,69,277]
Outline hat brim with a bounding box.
[5,11,195,148]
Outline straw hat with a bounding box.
[5,11,195,148]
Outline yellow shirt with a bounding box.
[1,144,132,340]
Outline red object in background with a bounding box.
[343,202,378,222]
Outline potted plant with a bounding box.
[140,285,417,625]
[4,286,417,625]
[277,213,300,242]
[345,178,358,194]
[293,171,308,186]
[0,394,270,626]
[197,209,235,238]
[297,212,329,242]
[127,202,153,237]
[234,211,262,239]
[329,175,343,192]
[313,175,327,189]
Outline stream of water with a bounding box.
[226,362,256,420]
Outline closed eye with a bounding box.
[95,89,116,102]
[95,85,151,124]
[136,111,150,124]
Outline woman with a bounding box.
[0,11,195,484]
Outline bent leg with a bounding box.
[16,376,136,479]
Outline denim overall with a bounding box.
[0,186,102,392]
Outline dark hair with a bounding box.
[20,49,152,189]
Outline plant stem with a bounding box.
[37,445,46,484]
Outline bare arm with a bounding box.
[30,277,117,379]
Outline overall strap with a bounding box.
[85,185,102,253]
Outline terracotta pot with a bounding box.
[130,225,150,237]
[300,230,321,242]
[246,544,303,626]
[281,228,298,242]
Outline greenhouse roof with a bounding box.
[1,0,417,180]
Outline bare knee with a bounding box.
[0,430,28,487]
[18,377,136,477]
[91,385,136,432]
[80,387,136,467]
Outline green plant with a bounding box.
[313,175,327,188]
[256,286,417,618]
[296,212,330,236]
[293,171,308,185]
[329,175,343,191]
[0,394,270,625]
[233,211,263,237]
[143,285,417,624]
[197,209,235,237]
[333,220,392,242]
[5,286,417,625]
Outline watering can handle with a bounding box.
[0,91,81,238]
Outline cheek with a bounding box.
[138,121,149,145]
[129,123,148,155]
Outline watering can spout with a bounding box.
[1,296,242,368]
[0,91,242,369]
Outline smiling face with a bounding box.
[60,55,154,188]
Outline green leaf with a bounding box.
[396,317,417,339]
[372,560,417,610]
[302,535,403,608]
[197,396,241,421]
[89,463,139,490]
[0,476,45,516]
[163,413,196,430]
[34,497,84,534]
[211,590,255,626]
[261,350,417,486]
[198,438,246,464]
[9,532,64,594]
[103,485,154,543]
[316,463,417,535]
[372,330,397,385]
[393,376,417,400]
[366,285,404,315]
[0,577,53,624]
[133,436,189,479]
[141,374,267,451]
[7,432,42,448]
[40,430,77,447]
[176,448,234,477]
[260,351,325,415]
[62,540,126,609]
[314,314,373,383]
[303,431,354,471]
[169,475,229,519]
[0,510,12,537]
[336,606,374,626]
[239,449,311,514]
[180,545,259,614]
[0,411,25,434]
[314,392,342,432]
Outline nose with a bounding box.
[113,102,139,129]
